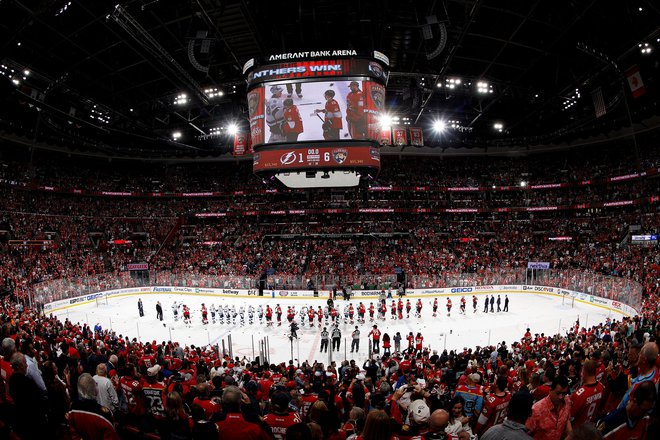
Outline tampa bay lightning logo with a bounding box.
[280,151,297,165]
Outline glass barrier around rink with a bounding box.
[32,268,644,313]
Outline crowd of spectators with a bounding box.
[0,294,658,439]
[0,145,658,438]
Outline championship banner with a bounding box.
[527,262,550,269]
[626,66,646,98]
[409,126,424,146]
[379,128,392,146]
[233,133,247,156]
[392,128,407,146]
[248,88,265,146]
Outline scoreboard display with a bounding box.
[244,50,389,188]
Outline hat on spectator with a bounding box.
[147,365,161,376]
[409,399,431,424]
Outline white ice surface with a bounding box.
[54,293,617,365]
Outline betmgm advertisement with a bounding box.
[245,56,388,149]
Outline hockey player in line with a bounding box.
[405,299,412,318]
[299,306,307,327]
[307,307,315,327]
[248,305,255,325]
[210,304,216,324]
[238,305,245,326]
[183,305,191,325]
[218,305,224,325]
[276,304,282,326]
[357,302,365,324]
[460,296,466,315]
[265,305,273,327]
[432,298,439,317]
[201,303,208,325]
[317,306,323,328]
[390,300,397,320]
[172,301,179,321]
[258,304,264,324]
[368,303,375,322]
[446,297,453,317]
[415,299,423,318]
[473,295,478,314]
[348,304,355,324]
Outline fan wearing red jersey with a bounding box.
[571,360,605,427]
[263,392,302,440]
[475,376,511,435]
[141,365,167,422]
[119,364,146,422]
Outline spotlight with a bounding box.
[379,114,392,128]
[520,181,527,187]
[172,131,182,140]
[433,120,446,132]
[227,124,238,135]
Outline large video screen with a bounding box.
[248,78,385,147]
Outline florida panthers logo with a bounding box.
[332,148,348,164]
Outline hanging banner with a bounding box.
[379,127,392,146]
[527,262,550,269]
[392,128,407,146]
[409,127,424,146]
[248,87,266,146]
[233,133,248,156]
[626,66,645,98]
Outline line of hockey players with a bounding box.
[166,295,509,327]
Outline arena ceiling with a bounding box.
[0,0,659,157]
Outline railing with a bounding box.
[32,267,644,313]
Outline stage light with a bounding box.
[11,79,19,85]
[227,124,238,135]
[520,181,527,187]
[23,70,29,76]
[493,122,504,132]
[172,131,182,140]
[433,120,446,132]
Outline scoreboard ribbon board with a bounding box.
[253,145,381,172]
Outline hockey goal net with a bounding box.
[95,293,109,307]
[561,293,575,308]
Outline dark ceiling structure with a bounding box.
[0,0,658,158]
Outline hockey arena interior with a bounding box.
[0,1,659,440]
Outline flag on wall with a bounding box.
[626,66,645,98]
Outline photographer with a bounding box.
[290,321,299,340]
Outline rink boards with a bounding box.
[43,284,638,317]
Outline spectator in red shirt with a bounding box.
[263,391,302,440]
[526,375,572,440]
[214,385,270,439]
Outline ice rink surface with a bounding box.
[54,292,619,365]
